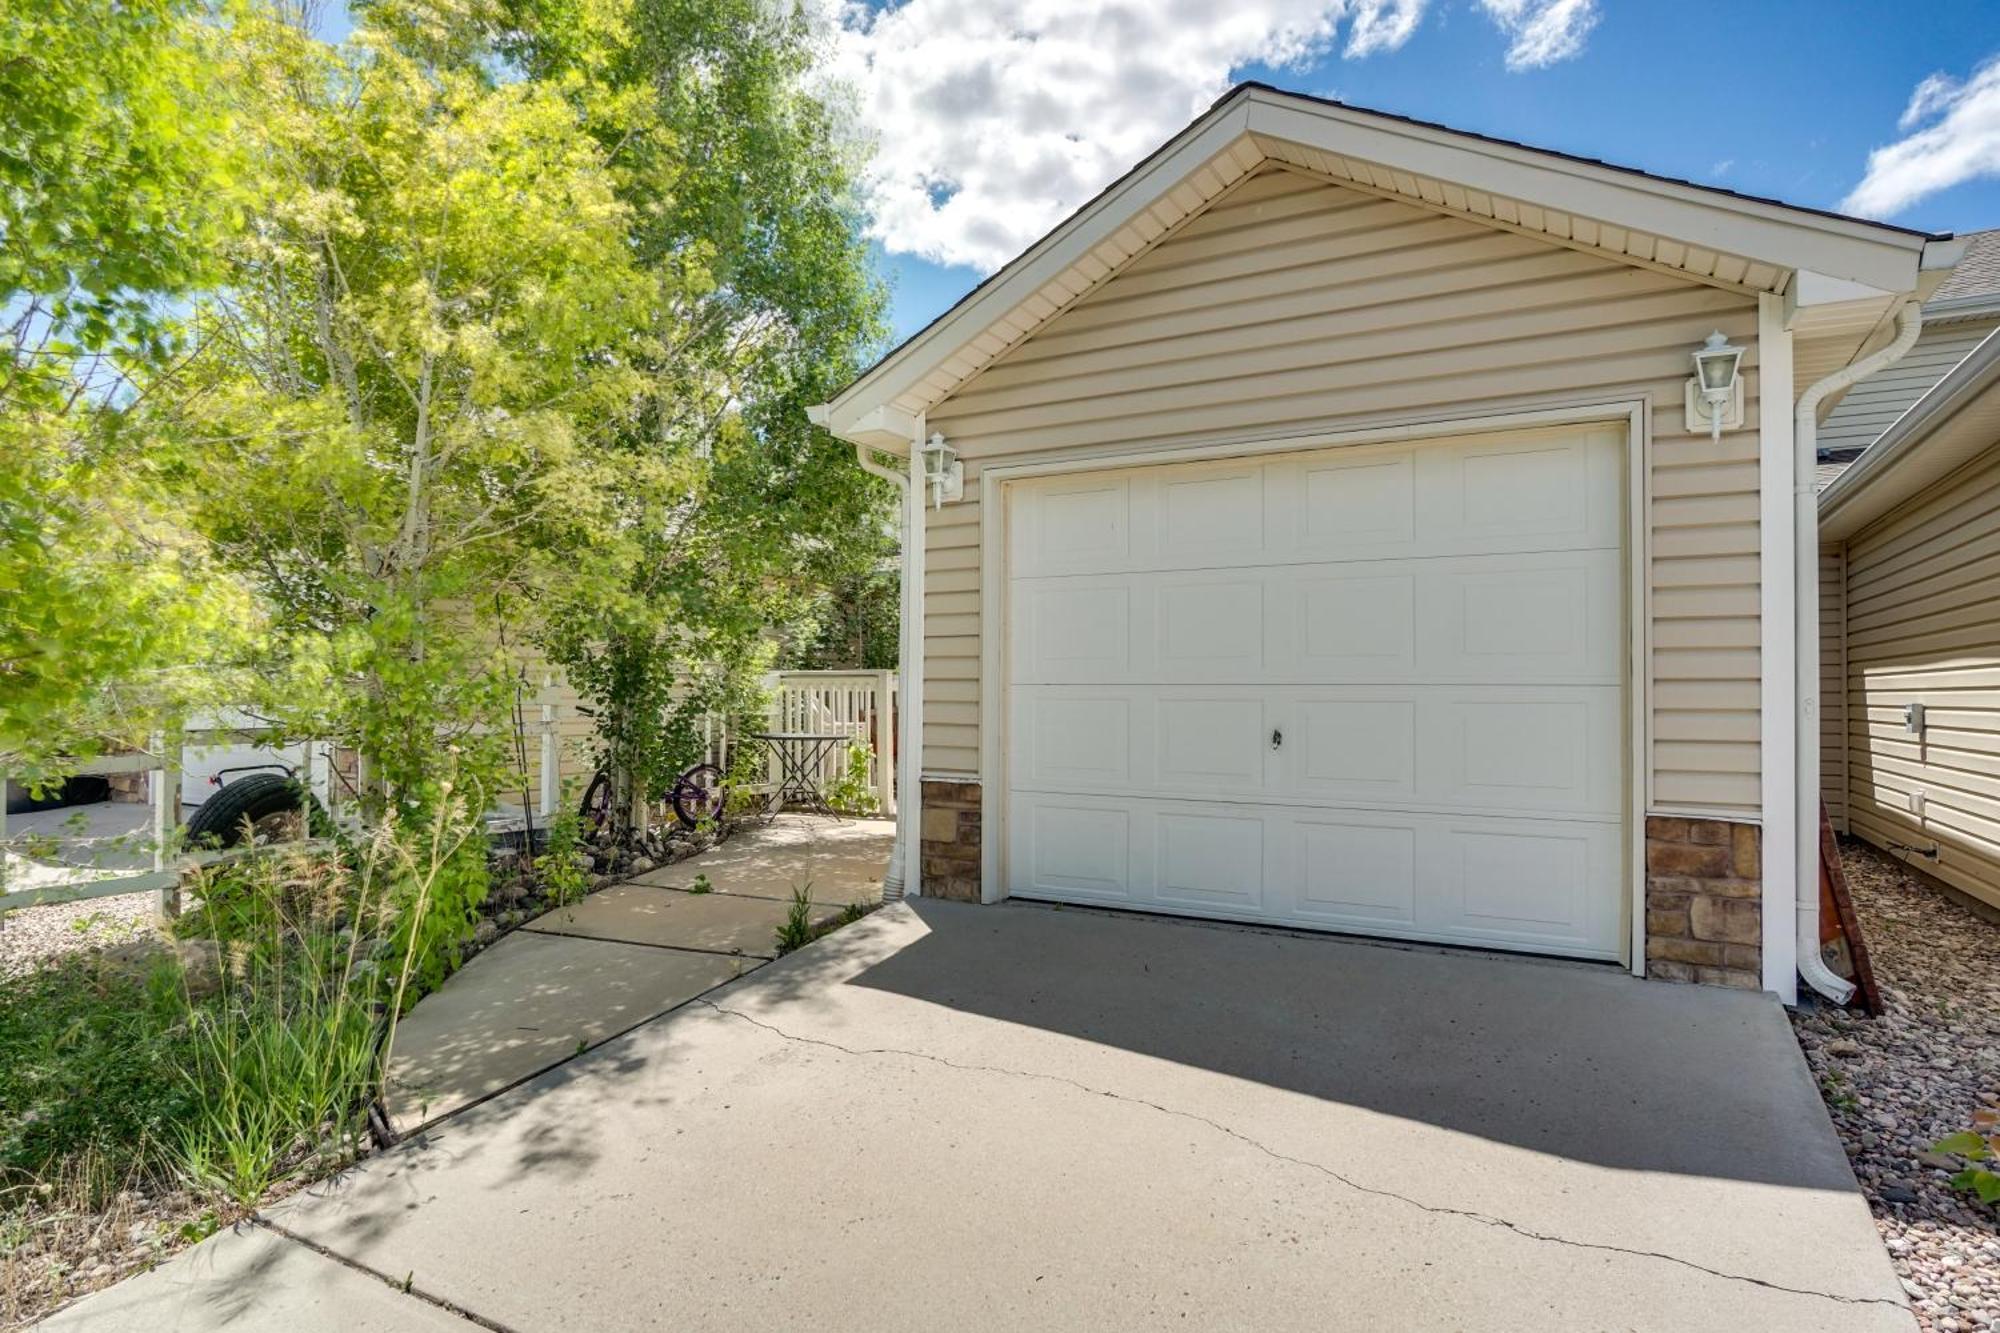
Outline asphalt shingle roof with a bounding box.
[1930,229,2000,305]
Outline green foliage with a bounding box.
[0,0,257,784]
[686,872,713,895]
[171,958,379,1206]
[774,883,815,955]
[0,0,243,349]
[788,564,901,672]
[821,741,879,816]
[0,957,198,1203]
[535,806,589,908]
[506,0,894,837]
[1936,1106,2000,1207]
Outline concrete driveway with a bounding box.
[50,901,1909,1331]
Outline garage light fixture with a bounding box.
[1689,330,1745,440]
[920,432,962,508]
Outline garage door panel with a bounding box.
[1156,575,1266,679]
[1424,820,1619,955]
[1294,453,1417,555]
[1293,819,1419,928]
[1154,464,1265,562]
[1019,801,1135,902]
[1017,684,1617,819]
[1155,695,1269,792]
[1417,551,1622,681]
[1012,550,1617,685]
[1010,476,1132,578]
[1005,793,1623,959]
[1292,573,1417,674]
[1429,688,1622,816]
[1007,427,1621,582]
[1294,697,1417,801]
[1021,695,1132,787]
[1156,813,1265,912]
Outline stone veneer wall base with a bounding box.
[918,779,982,902]
[1644,816,1762,990]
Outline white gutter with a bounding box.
[1792,300,1924,1003]
[810,404,925,900]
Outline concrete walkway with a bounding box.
[45,896,1910,1332]
[381,815,892,1134]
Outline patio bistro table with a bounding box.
[747,732,853,818]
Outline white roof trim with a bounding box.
[1819,327,2000,540]
[818,85,1946,442]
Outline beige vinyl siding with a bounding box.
[1818,317,2000,455]
[1842,444,2000,909]
[1821,544,1848,830]
[920,164,1763,812]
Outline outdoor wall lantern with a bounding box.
[1686,329,1745,440]
[920,431,963,508]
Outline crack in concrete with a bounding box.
[695,998,1913,1319]
[251,1216,520,1332]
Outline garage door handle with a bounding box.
[1271,728,1283,749]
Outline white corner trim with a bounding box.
[979,465,1007,905]
[1758,292,1800,1002]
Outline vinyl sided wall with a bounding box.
[1837,444,2000,909]
[919,164,1765,818]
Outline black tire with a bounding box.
[670,764,726,829]
[184,772,323,849]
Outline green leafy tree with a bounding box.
[501,0,895,835]
[183,9,651,816]
[0,0,256,783]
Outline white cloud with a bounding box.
[1844,56,2000,218]
[818,0,1601,274]
[1475,0,1598,72]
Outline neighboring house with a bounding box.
[811,83,1962,1003]
[1820,328,2000,914]
[1816,228,2000,489]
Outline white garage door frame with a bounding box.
[974,398,1652,972]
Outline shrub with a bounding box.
[534,806,588,909]
[821,741,879,816]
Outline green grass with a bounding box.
[0,955,199,1204]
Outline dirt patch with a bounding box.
[1793,838,2000,1332]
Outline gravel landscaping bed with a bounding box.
[0,893,153,982]
[1793,838,2000,1332]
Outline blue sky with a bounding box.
[865,2,2000,341]
[312,1,2000,344]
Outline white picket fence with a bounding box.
[0,668,897,916]
[765,670,897,814]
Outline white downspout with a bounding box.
[1792,299,1923,1003]
[840,427,925,901]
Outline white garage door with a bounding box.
[1003,424,1627,960]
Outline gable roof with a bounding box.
[1820,327,2000,539]
[816,83,1957,450]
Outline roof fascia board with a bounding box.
[1819,328,2000,538]
[822,101,1252,436]
[1242,93,1929,294]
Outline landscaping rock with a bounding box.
[1792,840,2000,1332]
[473,919,500,947]
[95,935,223,999]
